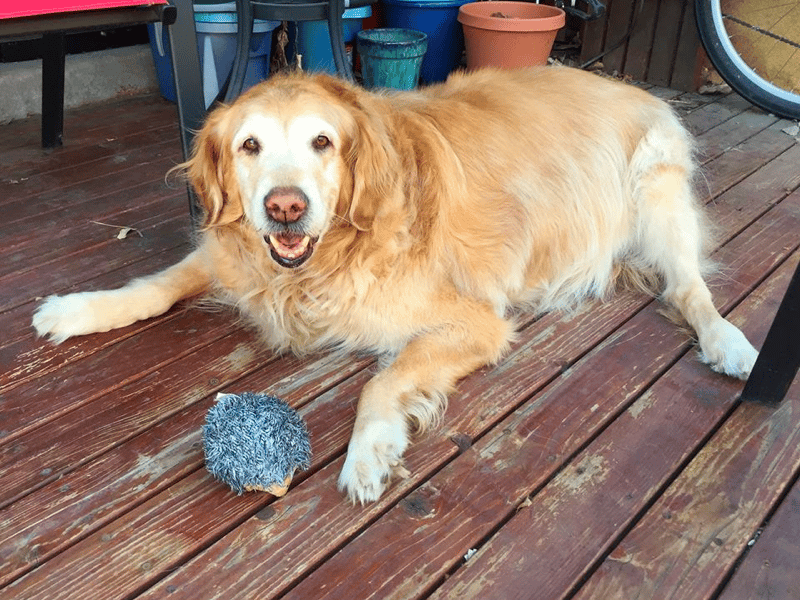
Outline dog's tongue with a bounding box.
[269,233,311,260]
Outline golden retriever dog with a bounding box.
[33,67,758,503]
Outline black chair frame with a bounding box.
[165,0,369,221]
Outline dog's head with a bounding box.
[184,72,398,269]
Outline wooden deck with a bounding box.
[1,81,799,600]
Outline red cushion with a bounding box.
[1,0,167,20]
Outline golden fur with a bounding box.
[33,67,758,503]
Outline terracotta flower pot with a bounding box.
[458,1,565,70]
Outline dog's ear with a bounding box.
[184,105,243,228]
[344,110,398,231]
[319,78,398,232]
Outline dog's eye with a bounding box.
[312,134,331,151]
[242,137,260,154]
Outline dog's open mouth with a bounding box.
[266,232,316,268]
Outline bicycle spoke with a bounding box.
[696,0,800,119]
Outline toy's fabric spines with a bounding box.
[203,392,312,495]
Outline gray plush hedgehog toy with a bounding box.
[203,392,312,496]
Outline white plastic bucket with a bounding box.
[194,3,280,106]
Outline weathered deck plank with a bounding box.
[0,318,253,508]
[0,82,798,600]
[0,95,176,169]
[702,120,798,202]
[0,125,178,201]
[133,163,799,599]
[682,91,759,138]
[0,243,193,391]
[717,475,800,600]
[426,251,798,600]
[2,189,187,282]
[132,293,648,599]
[575,265,800,600]
[0,350,373,586]
[0,208,190,314]
[283,197,800,600]
[0,308,239,446]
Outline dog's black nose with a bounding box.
[265,187,307,224]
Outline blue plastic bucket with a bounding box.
[356,28,427,90]
[295,6,372,74]
[146,3,280,106]
[147,22,177,102]
[382,0,470,83]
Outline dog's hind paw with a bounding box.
[338,417,409,504]
[697,319,758,380]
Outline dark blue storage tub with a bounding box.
[382,0,471,83]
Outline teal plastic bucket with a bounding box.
[295,6,372,74]
[383,0,471,83]
[356,28,428,90]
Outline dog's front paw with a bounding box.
[33,292,114,343]
[338,416,410,504]
[697,319,758,380]
[33,294,87,343]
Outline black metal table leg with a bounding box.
[41,31,66,148]
[167,0,207,223]
[740,258,800,405]
[328,0,354,81]
[223,0,253,102]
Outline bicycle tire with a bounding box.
[695,0,800,120]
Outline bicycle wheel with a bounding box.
[695,0,800,120]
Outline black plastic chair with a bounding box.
[165,0,368,221]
